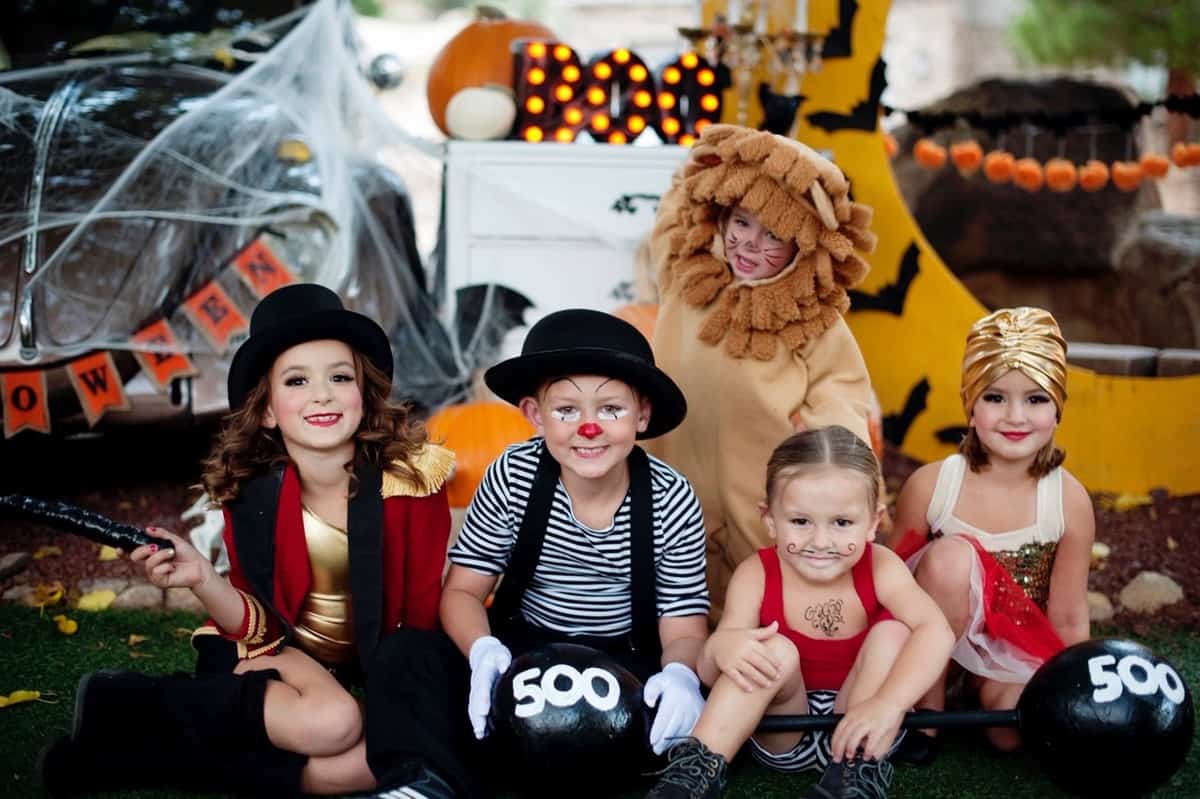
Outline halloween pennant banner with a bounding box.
[0,235,297,436]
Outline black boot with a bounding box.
[804,753,895,799]
[644,738,729,799]
[73,667,280,749]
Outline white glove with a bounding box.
[643,662,705,755]
[468,635,513,740]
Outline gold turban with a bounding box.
[961,307,1067,419]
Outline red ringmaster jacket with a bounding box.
[191,444,454,672]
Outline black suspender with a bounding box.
[489,442,660,655]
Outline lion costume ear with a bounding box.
[808,181,838,231]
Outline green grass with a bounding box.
[1,605,1197,798]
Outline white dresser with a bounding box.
[440,140,688,321]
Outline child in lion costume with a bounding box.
[648,124,879,617]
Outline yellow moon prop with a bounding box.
[701,0,1200,494]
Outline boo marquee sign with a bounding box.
[510,40,724,146]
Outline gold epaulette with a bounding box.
[381,443,455,498]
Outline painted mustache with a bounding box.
[786,542,857,556]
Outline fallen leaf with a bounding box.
[32,546,62,560]
[1167,537,1179,551]
[128,651,154,659]
[127,634,148,647]
[97,546,121,561]
[53,615,78,635]
[76,590,116,612]
[32,581,65,609]
[0,690,41,708]
[173,627,195,638]
[1112,493,1153,512]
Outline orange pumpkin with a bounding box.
[1140,153,1170,179]
[1172,141,1191,168]
[612,303,659,343]
[983,150,1015,183]
[950,140,983,175]
[913,138,947,169]
[1188,143,1200,166]
[1013,158,1044,192]
[1044,158,1077,192]
[426,401,536,507]
[1111,161,1143,192]
[1079,159,1109,192]
[426,6,556,137]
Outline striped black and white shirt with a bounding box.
[449,438,710,637]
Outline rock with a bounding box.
[111,582,164,610]
[0,551,32,581]
[1087,591,1114,623]
[1119,571,1184,614]
[2,585,37,605]
[78,577,130,595]
[165,587,206,614]
[1111,212,1200,348]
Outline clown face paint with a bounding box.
[521,375,650,490]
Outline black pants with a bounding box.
[365,627,483,799]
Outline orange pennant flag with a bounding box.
[181,282,248,354]
[66,352,130,427]
[2,370,51,438]
[131,319,198,393]
[232,238,298,298]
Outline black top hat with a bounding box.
[484,309,687,439]
[226,284,392,410]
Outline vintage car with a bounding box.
[0,0,468,434]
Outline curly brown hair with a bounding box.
[202,350,427,504]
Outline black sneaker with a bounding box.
[369,767,457,799]
[892,730,939,767]
[645,738,728,799]
[804,755,894,799]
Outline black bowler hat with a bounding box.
[485,309,687,439]
[226,283,392,410]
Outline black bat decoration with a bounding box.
[0,495,169,552]
[848,242,921,315]
[936,425,969,445]
[806,57,887,134]
[882,377,931,448]
[820,0,859,59]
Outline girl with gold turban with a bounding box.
[887,307,1095,762]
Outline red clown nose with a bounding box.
[578,422,603,439]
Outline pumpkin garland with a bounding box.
[913,137,947,169]
[1078,159,1110,192]
[983,150,1015,183]
[1044,157,1077,192]
[950,140,983,176]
